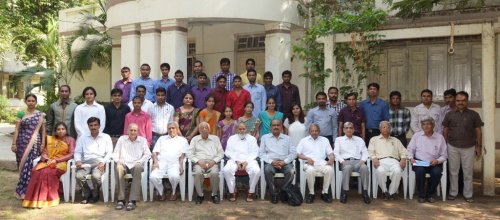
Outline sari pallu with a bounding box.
[15,112,44,198]
[22,136,73,208]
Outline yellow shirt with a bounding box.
[368,135,407,160]
[240,72,264,85]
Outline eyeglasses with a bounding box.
[121,71,129,73]
[344,127,354,129]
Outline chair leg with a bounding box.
[335,172,342,199]
[141,172,148,202]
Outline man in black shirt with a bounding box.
[104,88,131,147]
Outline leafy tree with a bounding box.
[390,0,486,19]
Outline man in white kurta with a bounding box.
[223,123,260,202]
[296,124,335,204]
[368,121,407,200]
[149,122,187,201]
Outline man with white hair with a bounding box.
[368,121,407,200]
[149,122,187,201]
[112,123,151,210]
[223,122,260,202]
[187,122,224,204]
[334,122,370,204]
[296,124,335,204]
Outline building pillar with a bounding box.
[111,38,121,87]
[481,22,496,196]
[140,22,161,79]
[265,22,291,85]
[318,35,338,89]
[121,24,140,78]
[160,19,188,80]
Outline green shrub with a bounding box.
[0,95,17,124]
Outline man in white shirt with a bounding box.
[223,122,260,202]
[74,87,106,137]
[112,123,151,211]
[149,87,174,147]
[411,89,441,133]
[74,117,113,204]
[368,121,407,200]
[187,122,224,204]
[128,85,154,113]
[296,124,335,204]
[149,122,187,201]
[334,122,370,204]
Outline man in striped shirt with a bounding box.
[112,123,151,211]
[149,87,175,147]
[389,91,411,147]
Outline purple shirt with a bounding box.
[192,86,212,109]
[338,106,365,136]
[407,131,448,163]
[114,79,133,104]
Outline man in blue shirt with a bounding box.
[360,83,390,145]
[305,92,338,146]
[153,63,175,102]
[167,70,191,109]
[130,63,156,102]
[263,71,282,112]
[243,69,267,117]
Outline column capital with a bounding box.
[140,21,160,34]
[264,22,291,34]
[121,24,140,36]
[160,19,188,32]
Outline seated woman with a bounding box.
[22,122,75,208]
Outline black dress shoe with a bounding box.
[418,197,426,203]
[320,193,333,203]
[340,191,348,204]
[196,196,204,204]
[90,194,100,203]
[211,195,220,204]
[362,190,371,204]
[305,194,315,204]
[427,197,435,203]
[271,194,279,204]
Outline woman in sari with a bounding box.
[258,97,283,139]
[174,92,199,142]
[217,106,237,151]
[22,122,75,208]
[237,102,260,139]
[197,95,220,135]
[11,94,46,199]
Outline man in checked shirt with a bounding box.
[388,91,411,147]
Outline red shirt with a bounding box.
[226,89,251,119]
[210,87,228,114]
[123,111,153,147]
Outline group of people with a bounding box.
[10,57,482,211]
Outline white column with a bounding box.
[265,22,291,85]
[160,19,188,80]
[481,22,496,196]
[111,38,121,87]
[140,22,161,79]
[121,24,140,79]
[318,35,337,88]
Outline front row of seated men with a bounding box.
[73,116,446,210]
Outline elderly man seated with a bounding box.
[223,122,260,202]
[296,124,335,204]
[368,121,407,200]
[334,122,370,204]
[149,122,188,201]
[408,117,447,203]
[259,119,296,204]
[112,123,151,210]
[187,122,224,204]
[74,117,113,204]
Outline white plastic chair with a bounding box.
[260,160,296,200]
[371,159,408,199]
[148,158,186,201]
[71,160,111,203]
[335,159,371,199]
[110,158,150,202]
[408,161,447,201]
[187,159,225,201]
[32,157,73,202]
[299,159,335,199]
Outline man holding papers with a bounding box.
[407,117,447,203]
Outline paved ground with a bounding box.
[0,123,16,162]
